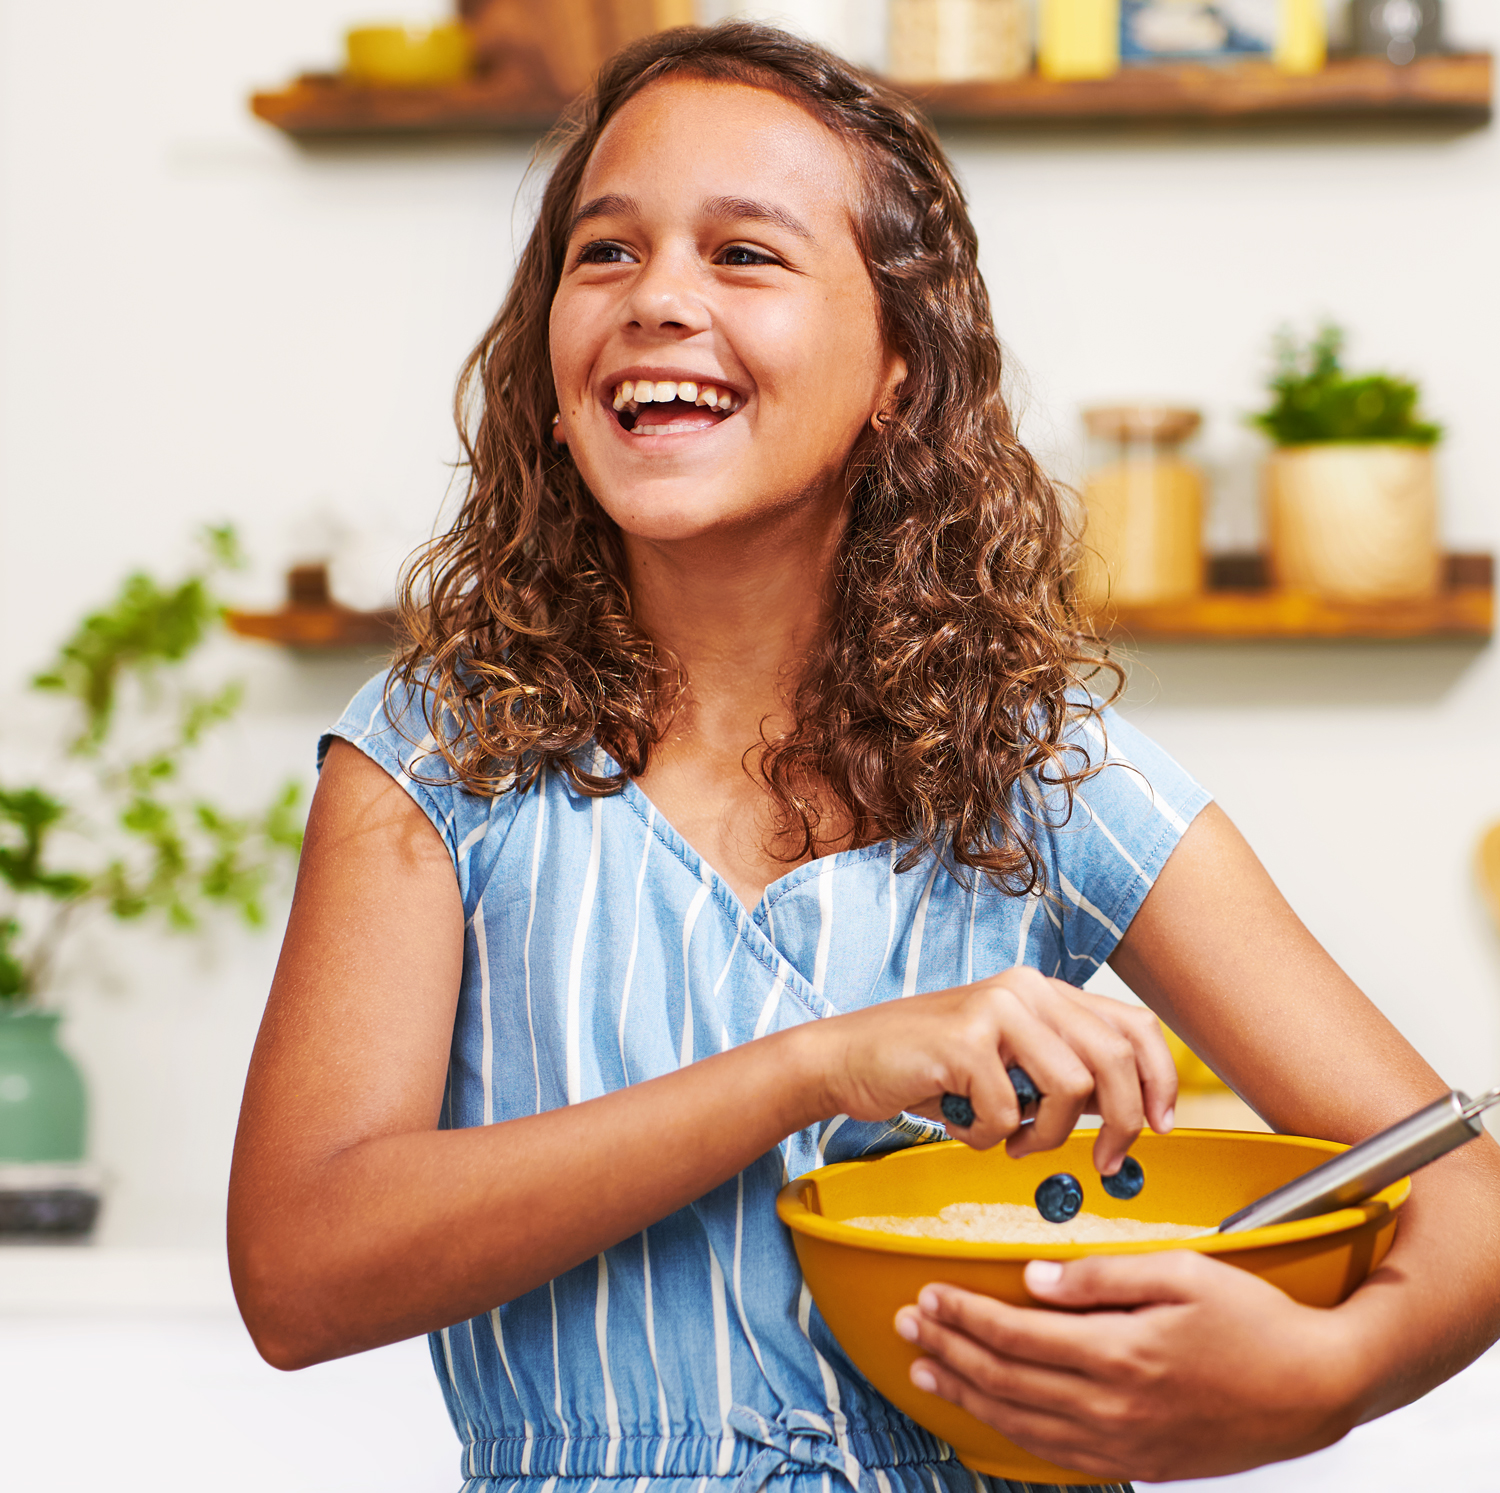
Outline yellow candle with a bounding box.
[1038,0,1119,80]
[1276,0,1327,74]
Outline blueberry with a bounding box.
[1007,1065,1041,1111]
[1035,1172,1083,1223]
[1101,1154,1144,1200]
[941,1093,976,1129]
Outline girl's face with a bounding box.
[549,77,905,546]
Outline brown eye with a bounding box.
[720,245,777,267]
[576,241,634,265]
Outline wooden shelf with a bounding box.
[251,52,1492,139]
[908,51,1492,126]
[227,564,400,651]
[1099,552,1493,642]
[227,604,400,650]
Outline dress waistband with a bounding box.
[460,1417,951,1484]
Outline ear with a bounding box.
[871,352,908,431]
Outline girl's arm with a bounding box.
[228,741,1175,1371]
[897,802,1500,1482]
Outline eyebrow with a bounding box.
[566,192,816,243]
[701,195,815,241]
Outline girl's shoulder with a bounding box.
[1010,697,1212,976]
[318,668,529,878]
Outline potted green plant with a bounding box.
[0,529,303,1236]
[1252,323,1444,601]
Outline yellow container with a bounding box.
[778,1129,1408,1486]
[1276,0,1327,74]
[1037,0,1119,80]
[345,22,475,87]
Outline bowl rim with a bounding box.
[776,1128,1411,1259]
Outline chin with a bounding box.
[586,472,760,541]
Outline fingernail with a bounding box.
[1025,1259,1064,1290]
[1161,1106,1175,1133]
[917,1286,941,1315]
[910,1363,938,1393]
[894,1308,919,1342]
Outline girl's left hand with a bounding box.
[894,1251,1364,1483]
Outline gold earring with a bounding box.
[551,412,564,444]
[871,409,889,431]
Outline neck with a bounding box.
[623,496,847,751]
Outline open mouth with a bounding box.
[610,378,742,436]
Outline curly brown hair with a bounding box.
[395,20,1118,894]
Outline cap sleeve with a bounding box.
[1024,704,1212,979]
[318,669,471,871]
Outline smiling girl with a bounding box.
[228,23,1500,1493]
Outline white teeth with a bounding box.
[610,378,739,414]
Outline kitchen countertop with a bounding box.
[3,1246,1496,1492]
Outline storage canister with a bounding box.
[888,0,1030,83]
[1077,406,1205,610]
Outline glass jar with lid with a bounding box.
[1076,405,1205,611]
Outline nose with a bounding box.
[623,247,710,336]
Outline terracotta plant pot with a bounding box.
[1266,443,1440,601]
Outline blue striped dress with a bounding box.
[322,672,1211,1493]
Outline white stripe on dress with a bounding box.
[594,1254,622,1475]
[796,1281,863,1489]
[816,1113,848,1168]
[966,877,978,986]
[868,843,900,997]
[487,1308,534,1474]
[729,1171,769,1376]
[1080,715,1188,834]
[707,1245,736,1475]
[901,860,942,998]
[641,1229,672,1474]
[812,858,836,997]
[522,775,549,1114]
[617,803,657,1085]
[1015,886,1040,967]
[473,909,494,1127]
[752,966,786,1041]
[566,794,605,1105]
[679,884,711,1068]
[711,908,745,1000]
[1058,871,1125,941]
[549,1279,569,1475]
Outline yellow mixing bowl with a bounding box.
[344,23,474,87]
[777,1129,1408,1487]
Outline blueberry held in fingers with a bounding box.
[941,1093,976,1129]
[1006,1065,1040,1112]
[1101,1153,1144,1200]
[1035,1172,1084,1223]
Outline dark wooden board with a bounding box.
[251,52,1492,139]
[1099,552,1493,642]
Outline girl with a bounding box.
[228,23,1500,1493]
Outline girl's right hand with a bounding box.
[814,967,1177,1177]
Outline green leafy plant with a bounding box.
[0,528,304,1005]
[1251,323,1442,448]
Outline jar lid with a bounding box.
[1083,406,1201,443]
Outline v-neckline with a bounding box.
[615,767,853,923]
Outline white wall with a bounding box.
[1,0,1497,1245]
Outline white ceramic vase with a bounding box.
[1266,444,1440,601]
